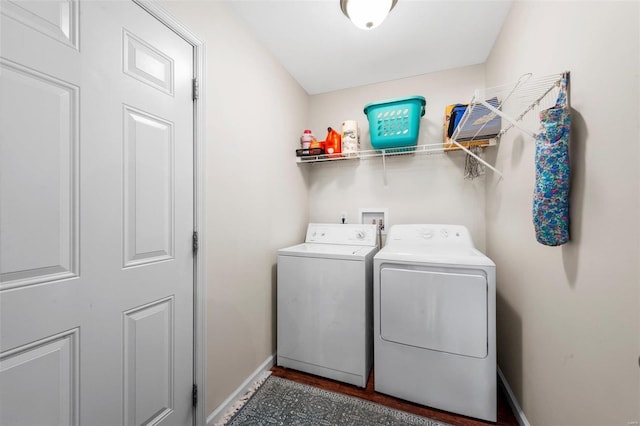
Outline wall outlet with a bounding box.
[340,211,347,224]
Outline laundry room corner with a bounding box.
[307,65,489,251]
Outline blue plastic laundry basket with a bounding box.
[363,95,426,149]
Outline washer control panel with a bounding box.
[305,223,378,246]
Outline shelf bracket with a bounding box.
[381,150,388,186]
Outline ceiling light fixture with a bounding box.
[340,0,398,31]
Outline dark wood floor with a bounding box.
[270,366,519,426]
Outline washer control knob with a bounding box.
[441,230,449,238]
[356,231,365,240]
[422,230,434,239]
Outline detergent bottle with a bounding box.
[324,127,342,155]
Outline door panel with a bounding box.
[0,328,79,426]
[380,268,488,358]
[0,0,79,49]
[123,29,174,95]
[123,297,174,426]
[123,105,175,267]
[0,59,79,289]
[0,1,194,425]
[277,255,365,373]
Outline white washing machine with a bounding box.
[277,223,378,387]
[374,224,496,422]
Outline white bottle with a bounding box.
[341,120,359,154]
[300,129,315,149]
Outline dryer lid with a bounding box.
[376,224,494,267]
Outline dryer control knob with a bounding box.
[422,231,434,239]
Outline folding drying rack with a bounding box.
[449,72,567,178]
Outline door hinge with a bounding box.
[192,231,199,256]
[192,384,198,407]
[192,78,199,101]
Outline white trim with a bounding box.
[206,354,276,426]
[130,1,207,425]
[498,366,530,426]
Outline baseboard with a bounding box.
[498,366,530,426]
[206,353,275,426]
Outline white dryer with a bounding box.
[374,224,496,422]
[277,223,378,387]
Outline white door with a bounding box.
[0,1,195,425]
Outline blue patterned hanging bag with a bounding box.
[532,73,570,246]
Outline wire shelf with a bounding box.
[295,141,495,164]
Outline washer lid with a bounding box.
[375,245,495,267]
[278,243,378,260]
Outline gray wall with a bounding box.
[484,2,640,425]
[160,1,310,414]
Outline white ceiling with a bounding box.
[226,0,513,95]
